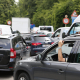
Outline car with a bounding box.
[47,32,54,37]
[51,27,70,42]
[14,34,80,80]
[0,34,27,71]
[30,34,54,56]
[0,24,13,34]
[22,34,54,56]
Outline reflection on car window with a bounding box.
[69,23,80,35]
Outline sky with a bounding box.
[15,0,19,2]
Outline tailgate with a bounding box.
[0,39,11,65]
[0,49,10,65]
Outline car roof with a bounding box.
[58,27,70,30]
[0,34,19,39]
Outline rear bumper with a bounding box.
[0,58,16,71]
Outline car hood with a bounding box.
[21,56,37,62]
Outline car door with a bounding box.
[66,40,80,80]
[51,29,61,42]
[34,41,75,80]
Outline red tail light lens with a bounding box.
[39,35,46,36]
[31,43,41,46]
[51,42,54,44]
[10,48,16,58]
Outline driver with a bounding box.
[58,40,67,62]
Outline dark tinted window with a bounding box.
[40,27,51,31]
[33,37,51,42]
[0,39,10,49]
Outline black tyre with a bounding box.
[18,72,29,80]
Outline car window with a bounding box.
[15,42,21,48]
[0,39,10,49]
[54,29,61,37]
[44,42,74,61]
[69,23,80,35]
[33,37,51,42]
[40,27,51,32]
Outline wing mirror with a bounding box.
[62,32,67,38]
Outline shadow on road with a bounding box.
[0,71,13,78]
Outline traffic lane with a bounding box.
[0,50,30,80]
[0,71,13,80]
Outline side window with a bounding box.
[54,29,61,37]
[12,38,21,49]
[15,42,21,48]
[44,42,73,61]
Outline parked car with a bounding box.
[51,27,70,42]
[14,34,80,80]
[0,34,27,71]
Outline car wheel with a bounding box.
[18,72,29,80]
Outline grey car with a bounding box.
[51,27,70,42]
[14,34,80,80]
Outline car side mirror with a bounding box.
[62,32,67,38]
[36,54,42,61]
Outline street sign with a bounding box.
[63,18,69,24]
[71,10,78,17]
[7,20,11,25]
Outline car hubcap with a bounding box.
[20,77,26,80]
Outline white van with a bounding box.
[39,26,54,32]
[0,25,12,34]
[62,15,80,38]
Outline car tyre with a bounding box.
[18,72,29,80]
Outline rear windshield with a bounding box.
[0,39,10,49]
[33,37,51,42]
[40,27,51,31]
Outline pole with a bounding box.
[65,24,66,27]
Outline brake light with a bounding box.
[39,35,46,36]
[31,43,41,46]
[10,48,16,58]
[51,42,54,44]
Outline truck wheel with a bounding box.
[18,72,29,80]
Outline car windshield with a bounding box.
[69,23,80,35]
[33,37,51,42]
[0,39,10,49]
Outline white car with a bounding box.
[51,27,70,42]
[0,25,12,34]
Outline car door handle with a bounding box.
[58,69,64,74]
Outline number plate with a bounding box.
[43,44,50,47]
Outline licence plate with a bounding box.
[43,44,50,47]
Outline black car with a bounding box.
[14,34,80,80]
[0,34,27,71]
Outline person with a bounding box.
[58,40,67,62]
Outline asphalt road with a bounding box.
[0,50,30,80]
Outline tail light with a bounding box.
[31,43,41,46]
[10,48,16,58]
[51,42,54,44]
[39,35,46,36]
